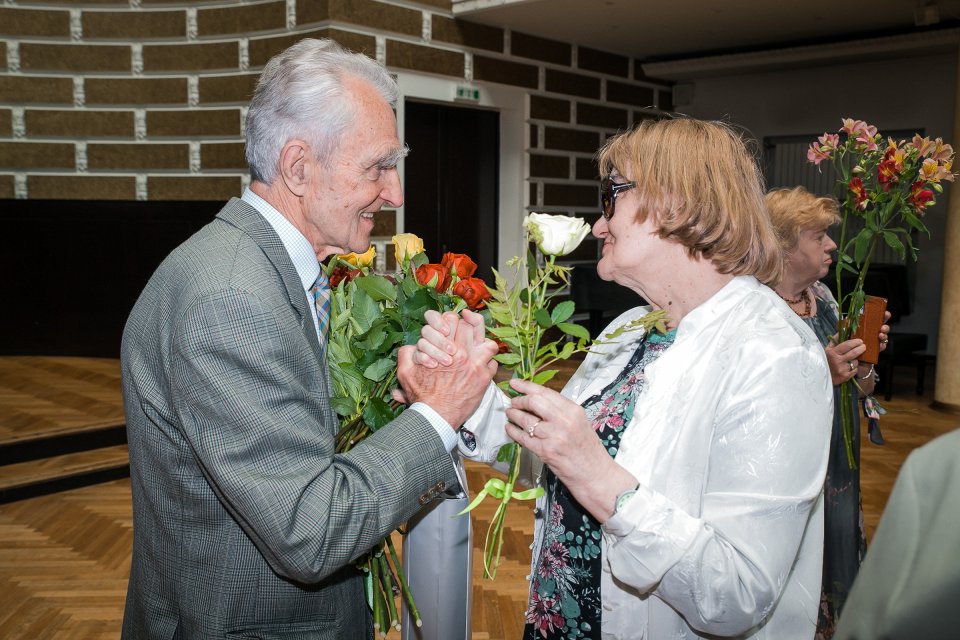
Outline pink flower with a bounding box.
[537,541,570,579]
[931,137,954,162]
[807,133,839,165]
[909,134,936,157]
[526,591,565,638]
[807,142,831,165]
[840,118,878,151]
[919,158,955,183]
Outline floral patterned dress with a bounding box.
[523,329,677,640]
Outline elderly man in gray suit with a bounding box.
[120,38,499,639]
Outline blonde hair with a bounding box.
[597,118,782,285]
[764,186,841,253]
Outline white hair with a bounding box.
[245,38,400,184]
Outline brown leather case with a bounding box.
[852,295,888,364]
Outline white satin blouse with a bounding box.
[460,275,833,639]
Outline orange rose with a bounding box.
[416,263,452,293]
[441,252,478,279]
[452,277,491,309]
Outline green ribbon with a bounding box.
[457,477,544,516]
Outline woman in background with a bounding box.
[766,186,890,639]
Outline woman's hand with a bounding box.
[878,311,891,352]
[505,378,638,523]
[413,309,487,368]
[824,337,866,386]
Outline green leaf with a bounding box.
[532,369,558,385]
[881,231,905,260]
[356,326,387,351]
[488,325,520,339]
[354,274,397,303]
[557,340,576,360]
[330,397,356,418]
[550,300,575,324]
[853,230,872,265]
[534,308,553,328]
[496,442,518,463]
[411,252,429,269]
[494,353,522,366]
[362,396,397,431]
[363,357,395,382]
[557,322,591,341]
[351,289,381,334]
[560,593,581,619]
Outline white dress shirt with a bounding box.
[460,276,833,639]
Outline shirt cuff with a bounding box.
[410,402,458,453]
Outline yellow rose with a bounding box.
[339,245,376,268]
[392,233,424,264]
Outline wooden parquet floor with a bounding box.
[0,362,956,639]
[0,357,125,443]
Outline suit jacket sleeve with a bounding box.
[167,285,459,584]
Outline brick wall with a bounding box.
[1,0,670,211]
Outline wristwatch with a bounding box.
[613,484,640,516]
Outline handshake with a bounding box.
[395,309,499,430]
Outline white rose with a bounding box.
[523,212,591,256]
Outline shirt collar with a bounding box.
[241,187,320,292]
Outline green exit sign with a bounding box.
[455,85,480,102]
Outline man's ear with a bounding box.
[278,139,311,196]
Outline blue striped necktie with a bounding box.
[310,269,331,353]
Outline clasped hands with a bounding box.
[400,310,636,522]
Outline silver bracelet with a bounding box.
[858,364,876,380]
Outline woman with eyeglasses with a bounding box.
[413,118,833,639]
[765,186,890,639]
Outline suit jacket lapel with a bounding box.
[216,198,325,364]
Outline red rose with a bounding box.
[416,263,452,292]
[329,266,362,288]
[452,277,492,310]
[441,252,478,279]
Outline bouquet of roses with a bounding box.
[325,234,490,634]
[461,213,666,579]
[808,118,955,467]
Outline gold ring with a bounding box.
[849,361,856,371]
[527,419,541,437]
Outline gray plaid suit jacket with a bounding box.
[120,198,459,639]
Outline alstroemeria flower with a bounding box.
[931,138,954,162]
[523,212,590,256]
[917,157,955,183]
[848,177,869,210]
[392,233,424,265]
[338,245,376,268]
[910,134,936,157]
[807,133,838,165]
[909,181,935,212]
[877,145,905,191]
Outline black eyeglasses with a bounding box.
[600,178,637,220]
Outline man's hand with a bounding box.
[397,312,498,429]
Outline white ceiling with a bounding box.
[452,0,960,63]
